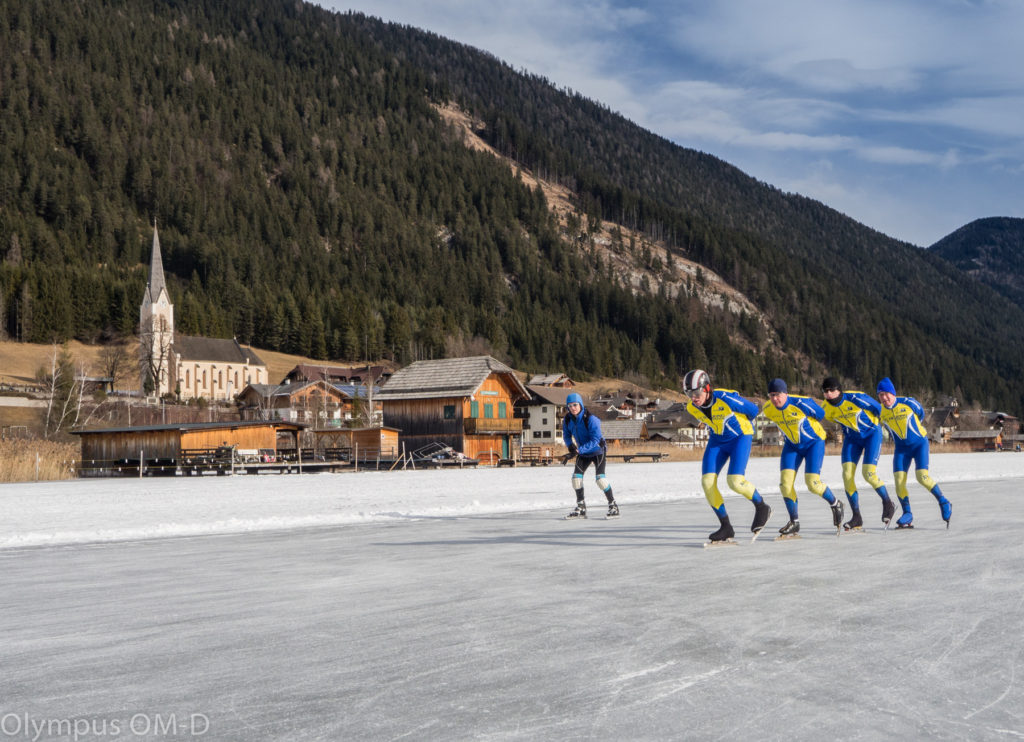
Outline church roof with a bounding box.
[145,224,168,304]
[173,334,266,366]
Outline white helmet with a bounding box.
[683,369,711,400]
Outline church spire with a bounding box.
[146,221,167,304]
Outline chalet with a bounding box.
[601,419,649,445]
[283,364,391,386]
[517,385,573,445]
[376,355,529,461]
[527,373,575,388]
[140,225,267,400]
[923,406,959,443]
[236,380,355,425]
[949,429,1003,451]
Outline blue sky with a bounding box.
[318,1,1024,246]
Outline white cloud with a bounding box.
[317,0,1024,243]
[856,146,952,166]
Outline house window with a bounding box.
[542,418,548,426]
[444,405,455,420]
[484,403,494,418]
[471,400,479,418]
[498,402,507,419]
[542,406,548,413]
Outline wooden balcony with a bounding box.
[463,417,523,435]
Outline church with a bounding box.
[139,226,268,401]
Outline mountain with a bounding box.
[2,0,1024,410]
[929,218,1024,309]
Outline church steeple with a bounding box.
[140,221,175,396]
[145,221,168,305]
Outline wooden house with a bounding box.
[526,373,575,388]
[236,380,356,425]
[517,385,573,446]
[601,419,649,446]
[309,426,401,461]
[282,364,392,386]
[376,356,529,461]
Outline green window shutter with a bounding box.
[498,402,507,419]
[471,400,479,418]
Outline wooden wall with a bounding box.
[180,427,278,451]
[79,430,182,462]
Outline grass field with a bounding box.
[0,339,327,391]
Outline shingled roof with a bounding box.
[173,334,265,366]
[600,419,648,441]
[377,356,529,401]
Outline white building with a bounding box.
[139,225,268,400]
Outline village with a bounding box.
[3,225,1023,479]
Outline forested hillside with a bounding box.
[929,218,1024,309]
[2,0,1024,409]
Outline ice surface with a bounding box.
[2,453,1023,740]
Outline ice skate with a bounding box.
[831,500,845,534]
[606,501,620,519]
[775,519,801,540]
[751,501,772,533]
[940,499,952,528]
[843,509,864,532]
[896,510,914,529]
[564,502,587,519]
[704,518,737,548]
[881,498,895,526]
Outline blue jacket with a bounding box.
[563,408,606,456]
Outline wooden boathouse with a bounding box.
[72,420,306,477]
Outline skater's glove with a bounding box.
[560,448,577,465]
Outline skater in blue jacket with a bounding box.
[562,392,617,519]
[876,377,952,528]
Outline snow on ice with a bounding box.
[2,452,1023,740]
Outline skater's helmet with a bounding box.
[682,369,711,400]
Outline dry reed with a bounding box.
[0,439,78,483]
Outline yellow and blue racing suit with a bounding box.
[761,395,838,520]
[686,390,765,518]
[822,391,892,512]
[879,396,950,520]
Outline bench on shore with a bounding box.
[519,444,555,466]
[607,452,667,463]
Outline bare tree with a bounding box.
[36,343,80,439]
[139,316,173,396]
[98,340,132,391]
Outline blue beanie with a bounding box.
[876,377,896,396]
[566,392,584,407]
[768,378,787,394]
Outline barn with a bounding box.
[72,420,306,477]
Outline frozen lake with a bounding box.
[2,453,1023,740]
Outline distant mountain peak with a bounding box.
[930,217,1024,308]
